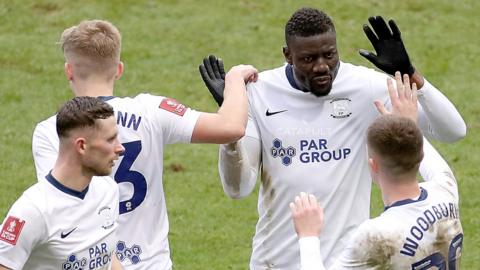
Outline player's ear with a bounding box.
[283,46,293,65]
[115,61,124,80]
[368,157,380,184]
[74,137,87,155]
[65,62,73,81]
[368,157,379,174]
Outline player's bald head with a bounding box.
[285,7,336,45]
[367,115,424,178]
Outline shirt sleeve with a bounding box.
[218,109,261,199]
[419,138,458,199]
[299,237,326,270]
[32,117,58,181]
[138,94,201,145]
[416,79,466,143]
[0,195,46,269]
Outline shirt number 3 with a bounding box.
[114,140,147,214]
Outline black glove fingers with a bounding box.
[203,56,215,78]
[210,56,223,80]
[388,20,402,39]
[370,16,392,40]
[359,50,380,67]
[217,58,226,80]
[207,55,222,79]
[199,64,211,85]
[363,25,380,52]
[198,55,226,106]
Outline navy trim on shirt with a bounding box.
[98,96,116,102]
[45,172,89,200]
[384,187,428,211]
[285,64,307,92]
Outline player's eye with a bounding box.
[108,135,118,143]
[325,50,337,59]
[303,56,313,63]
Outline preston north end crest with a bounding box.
[330,98,352,118]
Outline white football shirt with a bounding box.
[299,139,463,270]
[0,173,119,269]
[246,62,389,269]
[223,62,466,270]
[32,94,200,270]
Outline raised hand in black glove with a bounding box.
[359,16,415,76]
[199,55,226,106]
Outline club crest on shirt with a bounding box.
[98,206,114,230]
[0,216,25,245]
[159,98,187,116]
[330,98,352,118]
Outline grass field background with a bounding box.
[0,0,478,268]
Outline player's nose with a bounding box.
[115,143,125,155]
[313,58,329,74]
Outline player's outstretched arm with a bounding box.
[198,55,260,198]
[375,72,466,143]
[0,265,11,270]
[218,135,261,199]
[376,72,457,187]
[191,63,258,144]
[361,16,466,142]
[414,79,466,143]
[419,138,456,184]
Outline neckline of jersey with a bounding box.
[384,187,428,211]
[45,171,89,200]
[285,64,309,92]
[98,96,115,101]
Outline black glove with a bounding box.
[199,55,226,106]
[359,16,415,76]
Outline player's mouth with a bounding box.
[111,156,119,167]
[312,75,331,86]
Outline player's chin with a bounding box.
[308,80,332,97]
[96,167,113,177]
[310,86,332,97]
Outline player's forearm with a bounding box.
[419,138,455,183]
[417,79,466,143]
[299,237,326,270]
[218,138,259,199]
[215,73,249,142]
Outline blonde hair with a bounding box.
[60,20,121,80]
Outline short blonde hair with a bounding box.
[60,20,121,79]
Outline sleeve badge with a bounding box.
[0,216,26,245]
[159,98,187,116]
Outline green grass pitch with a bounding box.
[0,0,478,268]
